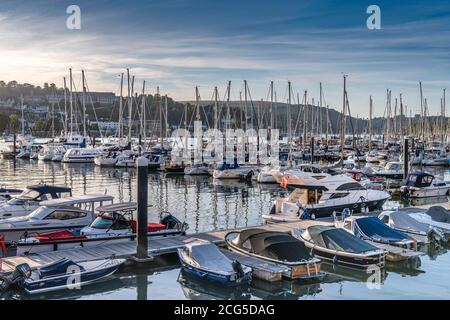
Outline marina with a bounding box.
[0,158,449,299]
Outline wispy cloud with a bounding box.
[0,0,448,117]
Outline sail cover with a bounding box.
[352,217,409,244]
[306,225,378,253]
[189,243,234,273]
[234,229,312,262]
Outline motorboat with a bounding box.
[16,146,30,159]
[164,161,187,174]
[115,152,137,168]
[15,202,188,255]
[0,184,72,219]
[225,228,323,280]
[256,165,282,184]
[422,148,449,166]
[0,188,22,202]
[0,194,114,244]
[400,172,450,198]
[368,161,404,180]
[184,164,210,175]
[338,216,424,261]
[94,151,119,167]
[177,241,252,286]
[0,258,125,294]
[296,225,386,270]
[62,148,101,163]
[146,154,164,171]
[263,175,390,221]
[213,162,253,179]
[365,151,380,163]
[378,208,448,243]
[38,143,66,161]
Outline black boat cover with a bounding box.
[233,229,312,262]
[426,206,450,223]
[353,217,409,244]
[306,225,378,253]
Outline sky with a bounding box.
[0,0,449,117]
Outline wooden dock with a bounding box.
[0,220,331,276]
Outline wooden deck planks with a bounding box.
[0,219,342,275]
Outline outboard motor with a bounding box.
[231,260,245,278]
[0,263,31,291]
[161,215,189,233]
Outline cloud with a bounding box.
[0,1,448,117]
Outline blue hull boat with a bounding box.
[18,258,125,294]
[177,241,252,286]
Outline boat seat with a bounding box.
[129,220,167,233]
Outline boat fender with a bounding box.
[0,235,6,258]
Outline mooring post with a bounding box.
[403,137,409,179]
[310,137,314,164]
[136,156,149,260]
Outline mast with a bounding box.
[157,86,163,149]
[399,93,404,139]
[141,80,146,143]
[319,82,323,139]
[20,94,25,136]
[214,86,218,130]
[369,96,373,150]
[244,80,248,130]
[63,77,68,137]
[81,70,86,137]
[69,68,73,138]
[270,81,274,130]
[164,94,169,139]
[302,90,307,150]
[419,81,424,142]
[340,75,347,162]
[118,73,124,139]
[287,81,292,166]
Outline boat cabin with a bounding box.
[404,172,438,188]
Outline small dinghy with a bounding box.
[297,226,386,270]
[225,229,323,280]
[177,241,252,286]
[0,257,125,294]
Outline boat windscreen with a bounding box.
[426,206,450,223]
[189,244,233,273]
[353,217,409,244]
[307,226,378,253]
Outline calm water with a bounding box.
[1,159,449,300]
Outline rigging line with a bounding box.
[84,77,105,140]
